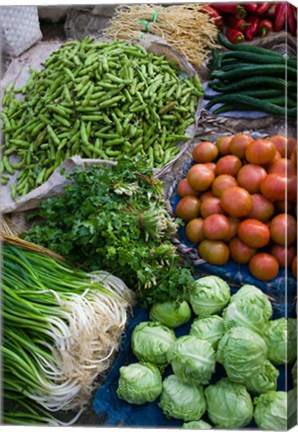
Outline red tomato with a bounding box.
[215,136,233,155]
[220,186,253,218]
[269,213,297,246]
[260,173,287,201]
[229,133,254,159]
[267,158,296,176]
[229,236,257,264]
[212,174,238,198]
[238,219,271,248]
[288,175,297,203]
[292,256,297,278]
[200,197,225,218]
[249,253,279,281]
[287,136,297,159]
[185,218,205,244]
[202,214,231,240]
[269,135,287,157]
[200,191,216,202]
[270,244,296,268]
[198,239,230,265]
[223,217,240,242]
[205,162,217,173]
[215,155,242,177]
[262,150,281,170]
[291,146,297,166]
[175,196,201,222]
[187,164,215,192]
[246,139,277,165]
[177,178,200,198]
[237,164,267,194]
[247,194,275,222]
[192,142,219,163]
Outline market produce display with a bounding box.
[174,133,297,281]
[1,37,203,198]
[2,239,135,425]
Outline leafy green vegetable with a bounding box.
[131,322,176,366]
[149,301,191,328]
[243,360,279,394]
[190,315,225,349]
[167,335,216,384]
[117,363,162,405]
[217,326,267,382]
[158,375,206,421]
[182,420,212,429]
[22,159,195,305]
[189,276,230,318]
[288,388,297,430]
[205,378,253,429]
[263,318,297,365]
[254,391,288,430]
[230,285,272,320]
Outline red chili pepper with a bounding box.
[201,5,224,27]
[258,19,273,37]
[212,3,247,19]
[287,4,297,36]
[226,28,245,43]
[243,3,258,13]
[256,3,271,16]
[226,16,251,31]
[245,15,260,40]
[274,2,287,32]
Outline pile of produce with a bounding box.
[2,239,135,425]
[115,279,297,430]
[206,32,297,117]
[103,4,219,68]
[22,158,195,305]
[174,133,297,281]
[1,37,203,198]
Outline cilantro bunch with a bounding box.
[23,159,195,305]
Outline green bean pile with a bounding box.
[1,37,203,198]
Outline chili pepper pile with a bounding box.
[203,2,297,43]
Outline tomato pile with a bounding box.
[175,134,297,281]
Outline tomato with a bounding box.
[202,214,231,240]
[220,186,253,218]
[205,162,217,173]
[215,135,233,155]
[185,218,205,244]
[200,191,216,202]
[270,244,296,268]
[288,175,297,203]
[175,196,201,222]
[262,150,281,170]
[292,256,297,278]
[269,213,297,246]
[267,158,296,176]
[215,155,242,177]
[198,239,230,265]
[187,164,215,192]
[238,219,271,248]
[229,236,256,264]
[249,253,279,281]
[229,133,254,159]
[212,174,238,198]
[287,136,297,158]
[260,173,286,201]
[291,146,297,166]
[223,217,240,242]
[247,194,275,222]
[200,197,225,218]
[177,178,200,198]
[237,164,267,194]
[246,138,277,165]
[269,135,287,157]
[275,200,295,214]
[192,142,218,163]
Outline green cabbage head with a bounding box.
[117,363,162,404]
[254,391,288,430]
[182,420,212,429]
[263,318,297,365]
[189,276,231,318]
[131,321,176,366]
[190,315,225,349]
[205,378,253,428]
[167,335,216,384]
[149,301,191,328]
[230,284,272,320]
[158,374,206,421]
[243,360,279,394]
[217,326,267,382]
[288,388,297,430]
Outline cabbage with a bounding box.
[190,315,225,349]
[217,326,267,382]
[292,361,297,389]
[131,321,176,366]
[222,297,268,335]
[263,318,297,365]
[230,284,272,320]
[205,378,253,428]
[149,301,191,328]
[117,363,162,404]
[254,391,288,430]
[189,276,231,318]
[288,388,297,430]
[243,360,279,394]
[182,420,212,429]
[167,335,216,384]
[158,374,206,421]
